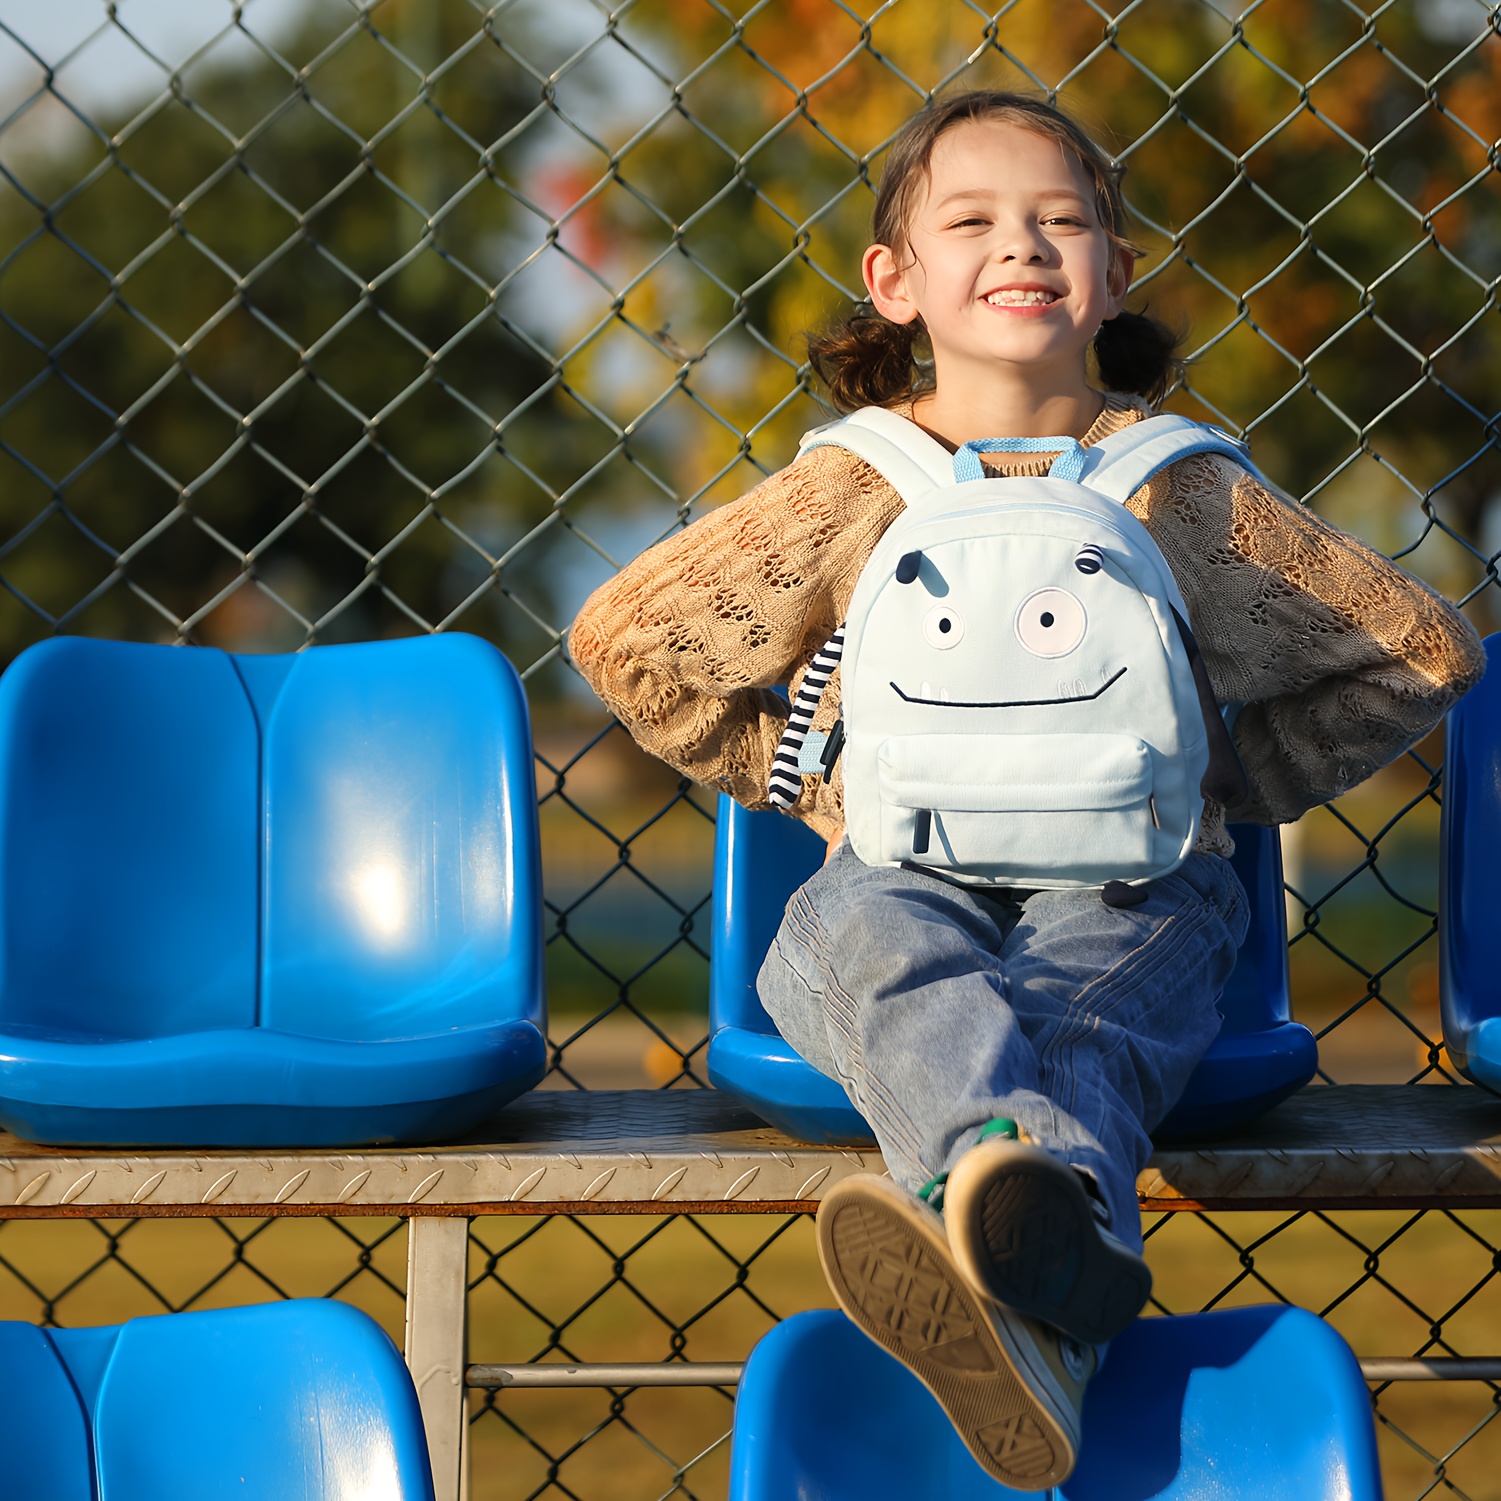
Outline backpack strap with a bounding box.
[797,407,956,506]
[1079,414,1264,502]
[800,408,1263,509]
[771,407,947,807]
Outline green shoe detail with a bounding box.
[919,1122,1017,1211]
[924,1116,1020,1206]
[919,1124,1018,1211]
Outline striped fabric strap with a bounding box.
[767,627,845,808]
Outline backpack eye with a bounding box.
[1015,588,1086,658]
[922,603,965,650]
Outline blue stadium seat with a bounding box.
[729,1306,1380,1501]
[0,635,545,1146]
[4,1300,434,1500]
[708,796,1315,1143]
[707,801,870,1142]
[1158,818,1317,1138]
[1441,630,1501,1089]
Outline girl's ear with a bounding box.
[1105,246,1136,316]
[863,243,921,325]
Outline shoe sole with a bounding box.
[816,1175,1077,1491]
[945,1143,1151,1344]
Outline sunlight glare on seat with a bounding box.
[349,861,411,947]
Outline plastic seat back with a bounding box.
[709,798,824,1039]
[0,1321,94,1501]
[0,638,259,1040]
[708,797,1314,1141]
[45,1300,436,1500]
[1066,1306,1379,1499]
[730,1307,1004,1499]
[1154,821,1315,1138]
[253,636,543,1040]
[730,1307,1380,1501]
[707,799,862,1141]
[1440,631,1501,1086]
[0,634,545,1147]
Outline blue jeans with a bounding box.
[756,845,1249,1252]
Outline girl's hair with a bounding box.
[808,91,1184,409]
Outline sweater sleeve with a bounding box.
[1132,453,1487,824]
[568,446,899,840]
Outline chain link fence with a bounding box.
[1,0,1499,1495]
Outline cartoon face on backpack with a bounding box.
[867,532,1156,731]
[838,504,1209,889]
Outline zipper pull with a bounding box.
[819,718,845,782]
[912,808,932,855]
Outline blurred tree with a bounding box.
[550,0,1500,607]
[2,0,1495,675]
[0,0,607,679]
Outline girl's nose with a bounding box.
[993,220,1053,264]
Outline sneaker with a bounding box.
[943,1138,1151,1345]
[816,1173,1093,1490]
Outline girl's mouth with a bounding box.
[982,288,1061,312]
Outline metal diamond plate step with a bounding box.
[0,1085,1498,1215]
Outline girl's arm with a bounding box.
[1138,453,1487,825]
[569,446,898,841]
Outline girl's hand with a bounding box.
[824,829,844,865]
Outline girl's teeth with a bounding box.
[986,290,1056,306]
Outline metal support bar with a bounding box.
[466,1356,1501,1388]
[1359,1358,1501,1382]
[468,1362,744,1388]
[406,1216,471,1501]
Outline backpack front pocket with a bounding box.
[874,732,1158,884]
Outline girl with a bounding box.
[570,91,1483,1488]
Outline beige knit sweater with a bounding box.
[571,395,1486,854]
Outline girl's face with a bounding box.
[864,119,1131,388]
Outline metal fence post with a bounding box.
[406,1215,471,1501]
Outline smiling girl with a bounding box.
[570,91,1482,1486]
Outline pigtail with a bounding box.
[807,303,921,413]
[1093,308,1184,406]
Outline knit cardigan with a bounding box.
[570,395,1486,854]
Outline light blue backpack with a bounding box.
[767,407,1255,904]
